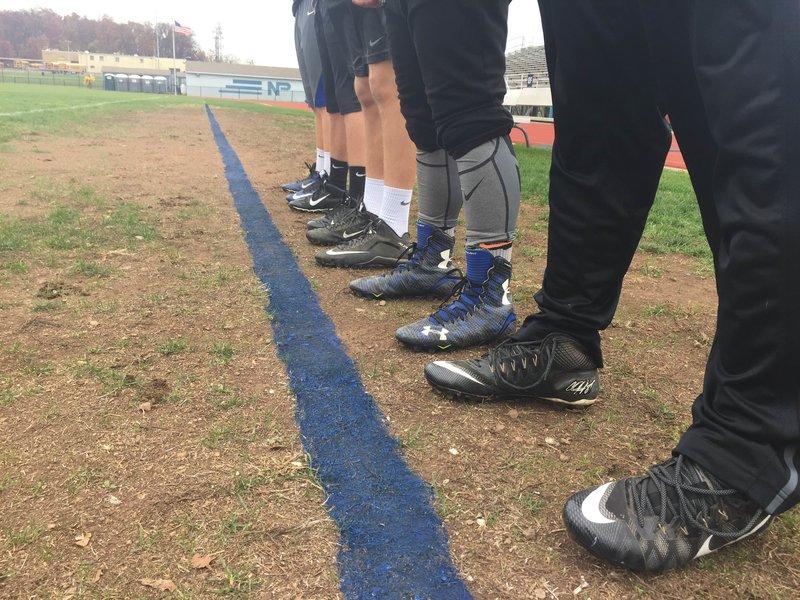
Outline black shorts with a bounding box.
[351,7,391,76]
[317,0,362,115]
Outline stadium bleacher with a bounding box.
[505,45,549,89]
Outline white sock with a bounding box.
[323,151,331,176]
[315,148,325,174]
[379,186,413,237]
[363,177,384,215]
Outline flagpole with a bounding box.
[155,14,160,70]
[172,21,177,95]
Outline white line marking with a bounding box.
[0,97,159,118]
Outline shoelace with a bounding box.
[631,455,765,539]
[431,278,483,324]
[489,338,552,391]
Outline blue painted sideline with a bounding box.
[205,106,472,599]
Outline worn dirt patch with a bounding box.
[214,106,800,599]
[0,106,339,598]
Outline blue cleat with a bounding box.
[349,225,462,300]
[395,247,516,351]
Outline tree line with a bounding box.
[0,9,207,61]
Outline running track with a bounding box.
[260,101,689,171]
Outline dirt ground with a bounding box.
[0,107,339,598]
[2,104,799,599]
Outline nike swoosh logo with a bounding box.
[301,180,317,190]
[331,164,346,170]
[294,191,313,199]
[694,515,772,559]
[400,200,411,206]
[355,172,366,178]
[432,362,486,386]
[342,229,366,239]
[307,9,316,15]
[326,250,368,256]
[309,194,331,206]
[369,37,384,48]
[581,482,615,525]
[464,177,484,202]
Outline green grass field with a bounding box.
[0,82,710,264]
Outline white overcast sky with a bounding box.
[6,1,544,68]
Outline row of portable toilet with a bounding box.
[103,74,170,94]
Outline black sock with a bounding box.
[330,158,348,192]
[348,165,366,200]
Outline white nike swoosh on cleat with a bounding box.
[326,250,368,256]
[432,362,486,386]
[694,515,772,559]
[342,230,366,239]
[369,37,384,47]
[581,482,615,525]
[301,181,317,190]
[309,194,331,206]
[294,191,313,200]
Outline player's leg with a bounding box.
[562,0,799,573]
[424,0,671,390]
[283,0,325,193]
[354,74,384,211]
[385,0,518,352]
[291,0,353,213]
[349,1,462,299]
[313,0,410,267]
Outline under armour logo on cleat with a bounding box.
[422,326,449,341]
[502,279,512,306]
[437,249,452,270]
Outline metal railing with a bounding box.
[505,74,550,90]
[0,67,88,87]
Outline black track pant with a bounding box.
[384,0,514,158]
[524,0,800,514]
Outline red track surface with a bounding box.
[510,121,687,170]
[263,102,689,171]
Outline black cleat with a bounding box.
[307,207,376,246]
[306,195,360,231]
[424,333,599,405]
[281,163,321,193]
[563,455,772,573]
[315,220,410,269]
[289,181,344,213]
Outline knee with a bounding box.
[354,76,376,109]
[369,69,400,107]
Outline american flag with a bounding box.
[174,21,193,36]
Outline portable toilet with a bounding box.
[153,76,168,94]
[127,74,142,93]
[104,74,116,91]
[114,73,129,92]
[141,75,154,94]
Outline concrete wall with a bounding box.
[185,72,306,103]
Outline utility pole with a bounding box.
[214,24,223,62]
[172,22,177,95]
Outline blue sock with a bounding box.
[465,246,494,286]
[416,222,437,252]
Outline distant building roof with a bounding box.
[101,66,173,77]
[185,61,301,80]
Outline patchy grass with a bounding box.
[516,145,711,263]
[0,82,312,145]
[155,338,188,357]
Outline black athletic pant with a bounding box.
[525,0,800,515]
[384,0,514,158]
